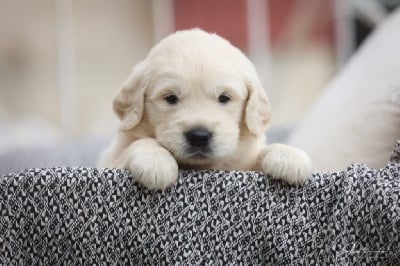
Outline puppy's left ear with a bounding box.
[245,78,271,135]
[113,61,148,131]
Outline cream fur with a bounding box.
[98,29,312,189]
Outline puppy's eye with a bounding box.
[218,93,231,104]
[164,94,179,105]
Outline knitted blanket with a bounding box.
[1,140,399,265]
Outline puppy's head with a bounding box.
[113,29,271,166]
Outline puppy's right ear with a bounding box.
[113,61,148,130]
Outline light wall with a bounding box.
[0,0,154,137]
[0,0,335,147]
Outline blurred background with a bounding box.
[0,0,399,155]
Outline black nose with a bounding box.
[185,128,212,147]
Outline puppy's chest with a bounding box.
[178,159,256,171]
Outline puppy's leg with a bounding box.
[115,138,178,190]
[258,143,312,184]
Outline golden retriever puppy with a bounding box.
[98,29,312,190]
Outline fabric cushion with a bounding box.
[288,8,400,171]
[1,140,399,264]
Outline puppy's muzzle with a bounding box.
[185,128,212,148]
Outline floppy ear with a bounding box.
[245,78,271,135]
[113,61,148,130]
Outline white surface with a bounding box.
[0,116,60,155]
[289,8,400,171]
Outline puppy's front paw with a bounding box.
[258,143,312,184]
[126,139,178,190]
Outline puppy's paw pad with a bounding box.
[129,148,178,190]
[260,144,312,185]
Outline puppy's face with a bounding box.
[145,66,247,165]
[113,29,271,166]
